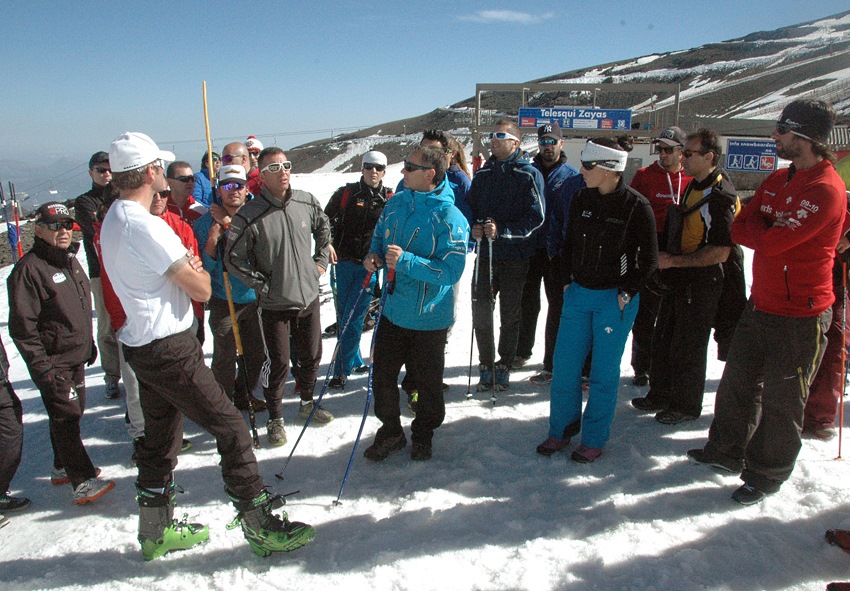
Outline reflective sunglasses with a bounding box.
[581,160,616,171]
[363,163,386,172]
[403,160,433,173]
[168,174,195,184]
[221,154,247,164]
[489,131,520,142]
[93,166,111,174]
[658,146,678,154]
[261,161,292,174]
[682,149,708,159]
[40,220,74,231]
[538,138,558,147]
[220,182,245,191]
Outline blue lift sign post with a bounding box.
[725,139,777,172]
[518,107,632,131]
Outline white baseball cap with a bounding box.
[109,132,176,173]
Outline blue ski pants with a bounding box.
[548,283,639,448]
[332,260,376,377]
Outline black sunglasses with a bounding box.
[403,160,433,173]
[93,166,111,174]
[363,163,386,172]
[581,160,616,171]
[221,154,247,164]
[168,174,196,184]
[220,182,245,191]
[40,220,74,231]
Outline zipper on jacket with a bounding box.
[783,265,791,301]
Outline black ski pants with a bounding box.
[208,297,265,403]
[258,296,322,420]
[516,249,563,372]
[705,301,830,494]
[372,319,447,446]
[124,329,263,498]
[472,257,529,368]
[630,287,662,377]
[0,381,23,494]
[647,267,723,417]
[37,364,97,488]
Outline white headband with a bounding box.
[580,141,628,172]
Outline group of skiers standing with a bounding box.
[1,98,848,566]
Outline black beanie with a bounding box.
[778,100,835,144]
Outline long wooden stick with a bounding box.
[202,81,260,447]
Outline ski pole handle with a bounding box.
[361,270,374,289]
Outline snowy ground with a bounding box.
[0,166,848,591]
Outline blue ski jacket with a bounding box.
[467,149,545,261]
[369,177,469,331]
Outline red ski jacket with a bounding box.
[629,161,692,233]
[732,159,846,317]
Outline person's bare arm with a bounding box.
[167,251,212,302]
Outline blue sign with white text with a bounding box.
[725,139,777,172]
[518,107,632,131]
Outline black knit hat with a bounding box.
[777,100,835,144]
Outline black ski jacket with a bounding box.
[324,178,391,263]
[7,238,93,385]
[561,184,658,297]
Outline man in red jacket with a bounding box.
[688,100,846,505]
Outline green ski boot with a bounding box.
[137,481,209,561]
[227,489,315,557]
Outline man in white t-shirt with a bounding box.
[101,131,314,560]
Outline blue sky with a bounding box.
[1,0,848,166]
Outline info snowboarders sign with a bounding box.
[725,139,778,172]
[518,107,632,131]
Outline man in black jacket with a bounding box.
[8,202,115,505]
[74,151,121,399]
[631,129,738,425]
[324,151,391,390]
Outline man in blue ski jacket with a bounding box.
[467,119,544,392]
[362,145,469,462]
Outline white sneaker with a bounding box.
[73,478,115,505]
[52,466,101,486]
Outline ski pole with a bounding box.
[466,239,479,400]
[275,270,375,481]
[9,183,23,260]
[335,267,395,504]
[0,183,16,264]
[838,261,847,460]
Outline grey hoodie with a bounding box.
[225,185,330,311]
